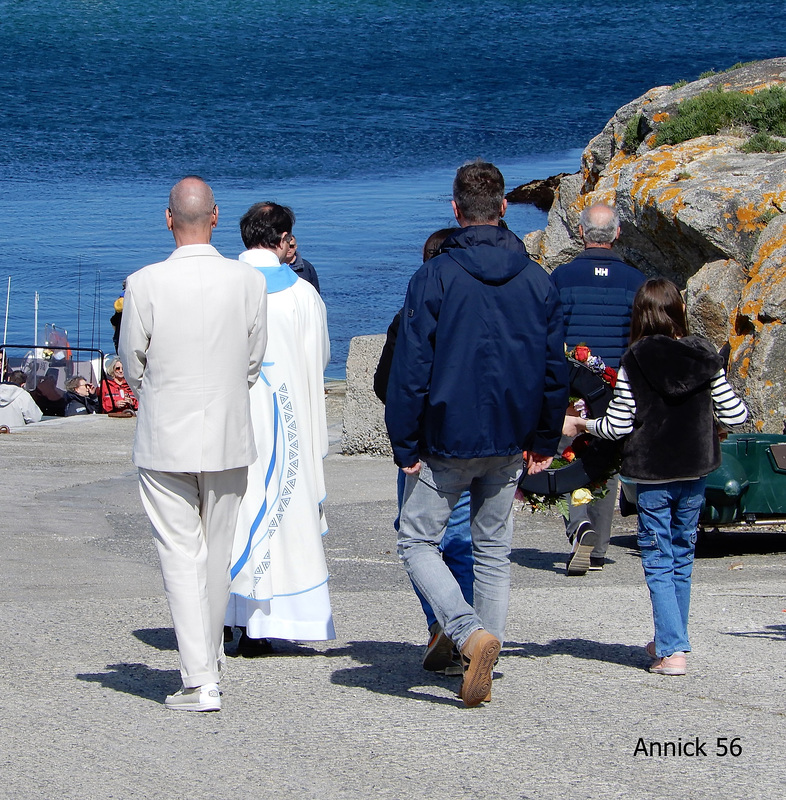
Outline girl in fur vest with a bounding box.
[564,278,747,675]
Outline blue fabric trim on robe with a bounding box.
[254,263,298,293]
[230,392,281,579]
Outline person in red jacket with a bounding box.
[101,357,138,413]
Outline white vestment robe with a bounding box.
[225,249,334,640]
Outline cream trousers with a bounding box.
[138,467,248,688]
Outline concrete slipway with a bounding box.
[0,395,784,800]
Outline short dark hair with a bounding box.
[422,227,458,262]
[629,278,689,343]
[7,370,27,387]
[240,202,294,249]
[453,160,505,224]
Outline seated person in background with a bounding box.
[0,370,43,427]
[30,369,67,416]
[101,357,138,413]
[64,376,101,416]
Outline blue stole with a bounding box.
[254,263,298,294]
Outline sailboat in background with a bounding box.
[1,276,106,394]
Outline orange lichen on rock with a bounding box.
[630,153,680,201]
[728,311,753,375]
[761,190,786,212]
[752,243,784,275]
[627,139,733,205]
[572,187,616,217]
[653,112,670,123]
[659,190,687,215]
[658,186,683,202]
[591,189,617,207]
[735,204,766,233]
[605,150,637,173]
[739,294,764,321]
[741,82,775,94]
[728,330,751,357]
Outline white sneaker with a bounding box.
[164,683,221,712]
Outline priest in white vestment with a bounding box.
[225,202,334,653]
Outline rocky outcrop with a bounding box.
[727,216,786,432]
[685,258,747,348]
[528,57,786,433]
[523,172,584,271]
[506,173,570,211]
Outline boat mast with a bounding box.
[1,276,9,377]
[77,255,82,350]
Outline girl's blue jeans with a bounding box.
[636,479,705,658]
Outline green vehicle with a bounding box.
[620,434,786,530]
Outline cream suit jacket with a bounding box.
[119,244,268,473]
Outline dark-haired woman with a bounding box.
[565,278,747,676]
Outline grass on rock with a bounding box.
[655,86,786,147]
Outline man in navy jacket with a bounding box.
[551,203,645,574]
[385,160,568,706]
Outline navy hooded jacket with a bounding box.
[385,225,569,468]
[550,248,645,369]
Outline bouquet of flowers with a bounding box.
[516,440,614,519]
[516,344,620,518]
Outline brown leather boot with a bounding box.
[459,629,500,707]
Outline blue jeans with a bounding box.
[396,470,473,628]
[397,455,522,648]
[636,479,705,658]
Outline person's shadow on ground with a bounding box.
[503,638,648,669]
[722,623,786,641]
[132,626,177,651]
[76,663,181,703]
[77,628,181,702]
[327,640,464,706]
[327,636,650,704]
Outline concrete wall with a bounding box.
[341,334,392,457]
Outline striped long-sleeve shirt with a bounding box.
[586,367,748,440]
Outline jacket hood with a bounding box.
[441,225,531,286]
[0,384,24,408]
[627,335,723,398]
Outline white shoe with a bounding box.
[164,683,221,712]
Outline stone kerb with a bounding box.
[341,334,392,456]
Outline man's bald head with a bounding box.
[579,203,620,248]
[168,177,215,225]
[166,176,218,245]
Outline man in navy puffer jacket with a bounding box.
[551,203,645,575]
[385,160,569,706]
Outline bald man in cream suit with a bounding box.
[120,176,268,712]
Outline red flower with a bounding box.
[561,446,576,462]
[603,366,617,387]
[571,434,593,455]
[574,345,590,362]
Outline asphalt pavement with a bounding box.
[0,392,784,800]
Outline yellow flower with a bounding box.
[571,488,594,506]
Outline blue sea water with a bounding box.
[1,0,784,377]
